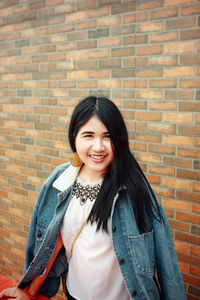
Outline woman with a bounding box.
[0,96,186,300]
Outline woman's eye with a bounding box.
[104,134,111,139]
[84,134,93,138]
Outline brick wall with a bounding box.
[0,0,199,299]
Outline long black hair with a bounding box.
[68,96,162,233]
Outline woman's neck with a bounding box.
[78,165,104,182]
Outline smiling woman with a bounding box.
[0,96,186,300]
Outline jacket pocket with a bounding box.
[128,230,155,275]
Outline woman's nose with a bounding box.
[92,138,105,151]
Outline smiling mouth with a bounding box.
[89,155,106,162]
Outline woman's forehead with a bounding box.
[78,115,109,133]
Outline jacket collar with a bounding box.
[52,164,81,192]
[52,163,127,193]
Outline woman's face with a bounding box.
[75,115,114,181]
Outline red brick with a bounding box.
[48,53,66,62]
[112,47,134,57]
[89,49,109,58]
[174,240,189,253]
[136,133,161,143]
[136,44,162,56]
[136,111,162,121]
[165,41,195,54]
[150,7,178,19]
[190,246,200,257]
[192,183,200,193]
[146,174,161,185]
[179,102,200,112]
[176,233,200,248]
[162,178,190,191]
[98,15,121,27]
[136,0,164,10]
[177,169,200,181]
[65,11,87,22]
[180,79,200,88]
[164,112,193,123]
[176,212,200,226]
[165,66,194,77]
[136,90,162,99]
[181,30,200,40]
[162,198,190,209]
[149,79,177,88]
[194,138,200,148]
[136,153,162,164]
[136,21,163,33]
[111,2,136,15]
[77,20,97,30]
[150,31,178,43]
[179,125,200,136]
[78,80,97,88]
[169,219,190,233]
[177,191,200,204]
[99,79,121,89]
[164,136,192,146]
[148,123,176,134]
[149,164,175,176]
[150,101,177,111]
[189,266,200,278]
[166,16,196,29]
[167,0,196,7]
[55,4,74,14]
[67,71,87,79]
[30,1,45,10]
[164,157,191,168]
[88,6,109,18]
[88,70,109,78]
[182,273,200,287]
[99,37,121,48]
[124,79,147,88]
[48,34,66,43]
[46,0,64,6]
[181,4,200,16]
[195,115,200,124]
[179,262,188,273]
[136,68,162,77]
[191,208,200,226]
[77,0,97,11]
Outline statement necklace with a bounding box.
[72,176,103,206]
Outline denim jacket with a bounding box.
[18,163,186,300]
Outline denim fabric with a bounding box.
[18,163,186,299]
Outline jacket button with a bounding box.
[112,226,116,232]
[132,290,137,296]
[37,231,42,238]
[119,258,125,265]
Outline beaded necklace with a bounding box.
[72,176,103,206]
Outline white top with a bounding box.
[60,176,130,300]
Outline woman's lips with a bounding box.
[89,155,106,163]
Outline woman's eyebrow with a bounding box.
[81,131,94,135]
[80,131,110,135]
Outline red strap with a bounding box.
[27,233,63,296]
[24,287,50,300]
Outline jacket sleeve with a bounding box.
[23,183,47,273]
[153,203,186,300]
[23,163,69,273]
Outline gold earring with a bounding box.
[70,152,82,167]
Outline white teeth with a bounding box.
[90,155,105,160]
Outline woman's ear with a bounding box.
[70,152,82,167]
